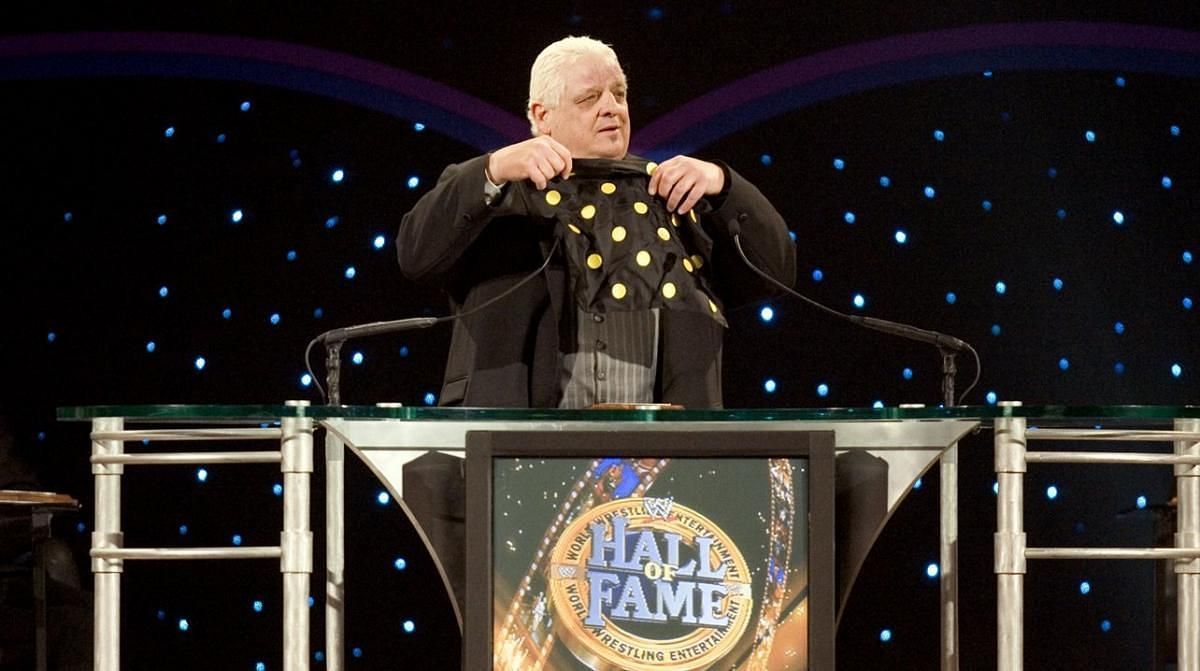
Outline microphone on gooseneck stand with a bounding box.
[303,237,563,405]
[727,224,981,407]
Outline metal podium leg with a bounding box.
[92,417,123,671]
[994,412,1026,671]
[1177,418,1200,671]
[940,442,959,670]
[281,403,313,671]
[326,431,346,671]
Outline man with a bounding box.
[398,35,795,409]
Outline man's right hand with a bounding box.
[486,136,574,190]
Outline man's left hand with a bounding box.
[647,156,725,215]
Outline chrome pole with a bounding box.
[281,401,313,671]
[326,430,346,671]
[1177,417,1200,671]
[940,441,959,671]
[994,406,1026,671]
[91,417,124,671]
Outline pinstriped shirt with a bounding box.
[557,308,658,408]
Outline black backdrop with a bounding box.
[2,2,1198,669]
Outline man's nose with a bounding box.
[599,90,622,114]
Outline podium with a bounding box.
[61,404,980,670]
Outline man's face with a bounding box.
[535,54,630,159]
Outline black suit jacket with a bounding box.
[397,153,796,408]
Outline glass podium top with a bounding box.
[56,404,1200,422]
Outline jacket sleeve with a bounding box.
[396,154,529,286]
[703,164,797,307]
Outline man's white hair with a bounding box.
[526,36,625,136]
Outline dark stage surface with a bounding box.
[2,2,1199,669]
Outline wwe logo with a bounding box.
[643,497,674,520]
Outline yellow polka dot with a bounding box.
[670,214,679,227]
[656,227,671,241]
[545,190,561,206]
[662,282,677,299]
[682,258,694,273]
[635,250,652,267]
[580,204,596,219]
[611,226,627,242]
[601,182,616,195]
[645,161,658,175]
[708,299,719,313]
[633,201,649,215]
[567,224,582,235]
[611,283,627,300]
[691,254,704,269]
[586,253,603,269]
[688,210,698,223]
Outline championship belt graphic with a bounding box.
[546,497,753,670]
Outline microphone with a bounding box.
[304,237,563,405]
[848,316,968,352]
[729,232,981,405]
[317,317,439,345]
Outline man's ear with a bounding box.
[531,102,552,136]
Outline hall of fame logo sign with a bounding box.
[548,496,752,670]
